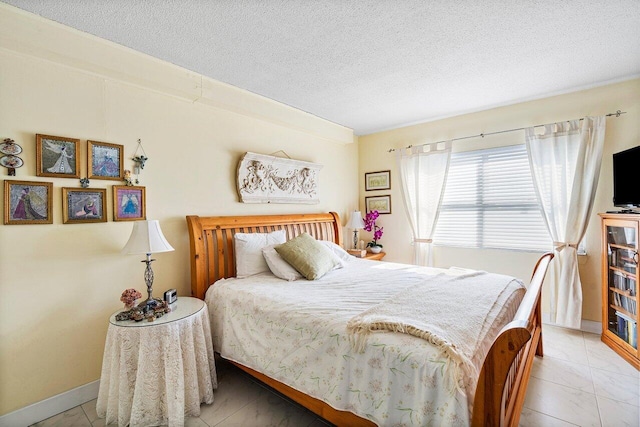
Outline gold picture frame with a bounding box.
[62,187,107,224]
[365,170,391,191]
[113,185,146,221]
[4,180,53,224]
[36,134,80,178]
[88,140,124,180]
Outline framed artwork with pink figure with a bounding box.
[113,186,146,221]
[62,187,107,224]
[4,180,53,224]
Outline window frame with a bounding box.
[434,144,554,253]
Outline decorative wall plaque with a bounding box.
[0,139,23,176]
[237,152,322,204]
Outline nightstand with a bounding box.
[364,251,386,261]
[96,297,217,426]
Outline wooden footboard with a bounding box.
[186,213,553,426]
[472,252,553,427]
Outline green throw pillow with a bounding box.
[275,233,340,280]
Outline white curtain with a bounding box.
[526,116,605,329]
[396,142,451,266]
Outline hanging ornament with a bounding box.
[132,139,148,185]
[0,138,24,176]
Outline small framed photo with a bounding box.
[365,170,391,191]
[365,195,392,214]
[4,180,53,225]
[62,188,107,223]
[36,134,80,178]
[113,186,146,221]
[88,140,124,180]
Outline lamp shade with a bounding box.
[121,220,174,255]
[346,211,365,229]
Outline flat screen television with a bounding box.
[613,145,640,209]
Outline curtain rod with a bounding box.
[387,110,626,153]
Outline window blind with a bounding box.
[434,144,552,252]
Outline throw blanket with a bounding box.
[346,271,522,394]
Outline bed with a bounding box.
[186,212,552,426]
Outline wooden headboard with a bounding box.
[186,212,343,299]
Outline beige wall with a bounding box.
[359,78,640,325]
[0,6,358,415]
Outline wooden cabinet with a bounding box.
[599,213,639,369]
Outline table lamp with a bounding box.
[346,211,365,250]
[122,220,174,307]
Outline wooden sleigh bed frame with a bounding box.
[186,212,553,427]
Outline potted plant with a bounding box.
[364,210,383,253]
[121,288,142,309]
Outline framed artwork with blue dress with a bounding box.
[88,140,124,180]
[113,185,146,221]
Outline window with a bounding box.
[434,144,552,252]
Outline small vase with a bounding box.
[369,246,382,254]
[124,300,137,309]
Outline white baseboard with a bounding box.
[0,380,99,427]
[579,319,602,335]
[542,314,602,335]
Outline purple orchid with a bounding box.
[363,210,383,248]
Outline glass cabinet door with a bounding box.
[606,224,638,349]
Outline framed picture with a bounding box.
[365,170,391,191]
[88,140,124,180]
[36,134,80,178]
[113,186,146,221]
[4,180,53,224]
[365,195,392,214]
[62,188,107,223]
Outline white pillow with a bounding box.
[262,245,303,281]
[234,230,286,277]
[318,240,352,266]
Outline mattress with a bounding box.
[205,258,524,426]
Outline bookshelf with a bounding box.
[599,213,640,369]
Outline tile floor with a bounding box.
[31,325,639,427]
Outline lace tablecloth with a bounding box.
[97,297,217,427]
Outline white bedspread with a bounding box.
[206,259,524,426]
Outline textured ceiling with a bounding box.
[3,0,639,135]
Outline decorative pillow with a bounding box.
[275,233,341,280]
[234,230,286,277]
[262,245,303,281]
[318,240,352,266]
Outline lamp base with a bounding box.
[139,255,158,311]
[352,230,359,250]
